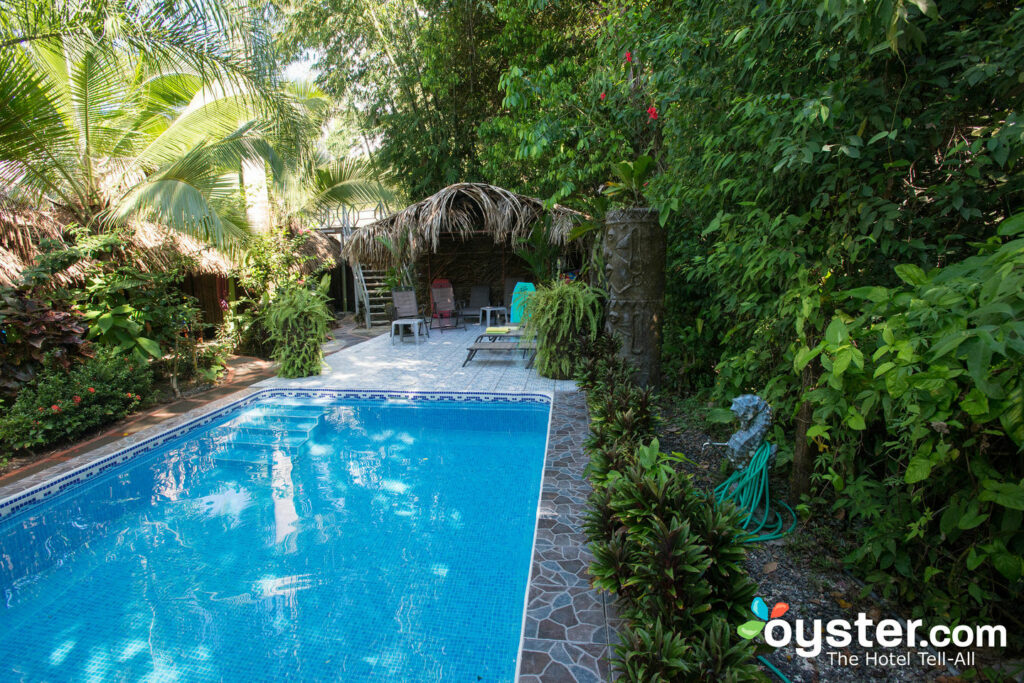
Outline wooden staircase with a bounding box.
[359,269,391,327]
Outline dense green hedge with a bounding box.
[494,0,1024,647]
[576,339,760,681]
[0,350,153,459]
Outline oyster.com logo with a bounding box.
[737,596,788,640]
[734,594,1005,666]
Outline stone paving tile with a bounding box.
[519,389,617,682]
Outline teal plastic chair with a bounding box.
[510,282,535,324]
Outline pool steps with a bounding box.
[210,406,328,463]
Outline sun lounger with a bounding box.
[462,334,537,367]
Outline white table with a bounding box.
[479,306,508,327]
[391,318,429,344]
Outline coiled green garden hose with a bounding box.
[757,654,793,682]
[713,442,797,542]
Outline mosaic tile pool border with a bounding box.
[0,387,551,521]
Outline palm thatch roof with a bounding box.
[0,207,341,287]
[342,183,585,267]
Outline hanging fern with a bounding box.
[525,280,604,379]
[263,275,333,378]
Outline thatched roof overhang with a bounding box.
[341,183,586,268]
[0,207,342,287]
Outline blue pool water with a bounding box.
[0,395,550,681]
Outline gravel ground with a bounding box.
[656,411,964,683]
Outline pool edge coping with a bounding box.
[514,386,556,682]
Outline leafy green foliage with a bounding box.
[79,262,200,365]
[263,276,333,378]
[222,229,328,359]
[798,229,1024,634]
[513,217,562,283]
[604,156,655,207]
[0,1,293,248]
[617,617,760,683]
[579,342,759,678]
[490,0,1024,644]
[278,0,601,199]
[0,289,92,400]
[0,349,152,458]
[523,280,603,379]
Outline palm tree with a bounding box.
[1,1,393,253]
[261,81,396,231]
[0,1,282,247]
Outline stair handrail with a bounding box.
[316,203,392,329]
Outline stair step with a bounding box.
[210,425,313,442]
[229,416,321,432]
[223,431,310,454]
[213,447,272,466]
[254,405,326,417]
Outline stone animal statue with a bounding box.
[723,394,774,470]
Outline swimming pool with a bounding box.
[0,390,551,681]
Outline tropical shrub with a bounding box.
[225,229,325,358]
[795,225,1024,636]
[221,298,273,358]
[79,263,200,362]
[523,280,603,379]
[489,0,1024,645]
[0,289,92,400]
[579,343,760,680]
[0,349,153,458]
[264,276,333,378]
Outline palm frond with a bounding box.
[114,174,249,250]
[132,86,262,169]
[301,158,395,216]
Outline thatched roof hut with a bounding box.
[0,207,342,288]
[342,183,585,268]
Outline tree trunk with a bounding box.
[603,207,665,387]
[789,363,816,501]
[242,158,271,233]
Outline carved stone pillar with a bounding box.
[603,207,665,387]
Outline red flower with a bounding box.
[126,392,133,398]
[51,404,60,413]
[37,407,44,412]
[647,105,658,120]
[600,92,606,101]
[73,395,82,404]
[87,387,95,393]
[625,51,632,63]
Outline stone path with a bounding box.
[520,390,621,682]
